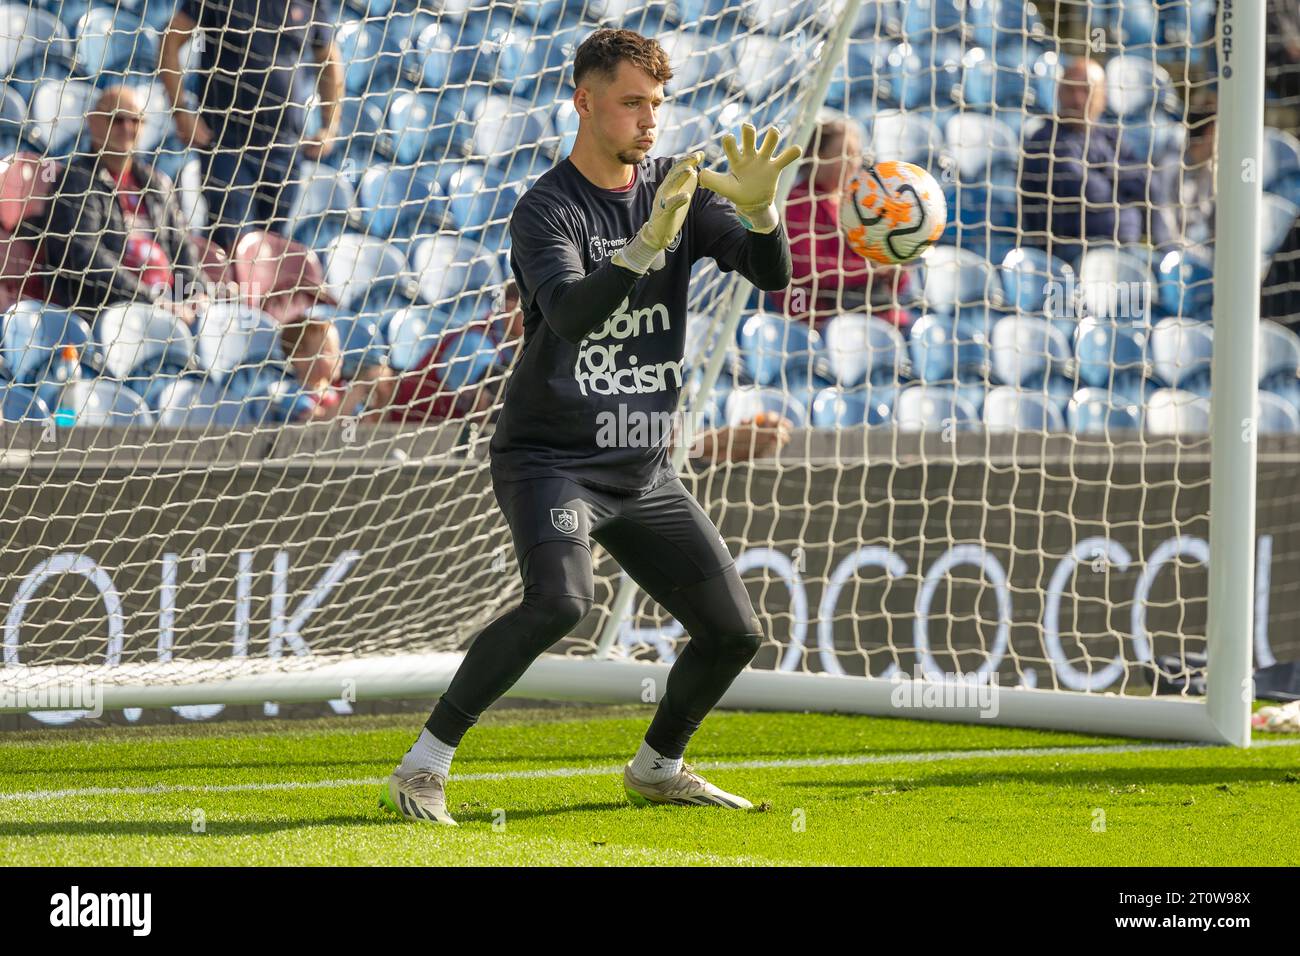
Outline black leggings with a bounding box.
[425,476,763,759]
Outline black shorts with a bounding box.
[491,472,736,597]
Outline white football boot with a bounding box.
[624,761,754,809]
[380,768,458,826]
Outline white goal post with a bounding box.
[0,0,1279,747]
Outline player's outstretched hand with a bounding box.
[612,151,702,275]
[698,123,802,233]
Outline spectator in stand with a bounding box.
[159,0,343,253]
[42,86,207,323]
[380,279,793,457]
[387,281,525,426]
[767,116,912,331]
[1020,57,1175,263]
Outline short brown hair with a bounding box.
[572,28,673,89]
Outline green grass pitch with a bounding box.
[1,705,1297,866]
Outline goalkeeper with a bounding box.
[382,28,801,825]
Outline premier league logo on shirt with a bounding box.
[551,509,579,534]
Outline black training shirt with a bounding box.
[491,155,792,494]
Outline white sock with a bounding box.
[397,728,456,778]
[630,740,682,783]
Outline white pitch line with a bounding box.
[1,737,1297,805]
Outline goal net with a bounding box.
[0,0,1289,743]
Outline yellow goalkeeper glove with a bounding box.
[612,151,702,274]
[698,123,802,233]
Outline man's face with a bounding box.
[575,60,664,165]
[1060,61,1106,122]
[90,89,145,156]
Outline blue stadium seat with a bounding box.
[940,181,1018,263]
[671,0,735,27]
[810,385,896,428]
[1067,387,1142,435]
[1075,246,1156,322]
[119,0,187,34]
[34,0,88,41]
[1023,47,1062,114]
[1104,54,1180,119]
[514,19,590,102]
[944,113,1018,182]
[1073,316,1149,393]
[902,0,995,47]
[344,0,395,16]
[826,38,900,112]
[442,163,526,242]
[1262,127,1300,193]
[1,384,51,423]
[1115,114,1187,166]
[1262,194,1300,260]
[323,231,408,311]
[307,305,387,380]
[920,246,1004,317]
[72,8,155,80]
[1169,0,1217,66]
[1259,320,1300,412]
[402,24,482,100]
[657,31,727,99]
[235,368,319,425]
[1,301,96,409]
[999,247,1076,321]
[384,303,450,371]
[1267,170,1300,211]
[1108,0,1159,49]
[730,34,798,105]
[286,160,357,249]
[953,43,1034,113]
[192,304,285,384]
[0,87,30,156]
[354,162,445,243]
[737,312,826,388]
[891,39,963,113]
[94,303,195,405]
[653,103,714,160]
[893,383,979,431]
[548,100,580,160]
[151,378,247,429]
[908,311,989,378]
[989,314,1072,390]
[56,377,156,427]
[5,50,74,105]
[983,384,1066,431]
[822,312,909,387]
[725,386,809,427]
[337,92,392,169]
[25,79,98,158]
[1145,387,1210,436]
[337,19,401,98]
[458,6,540,90]
[409,232,505,329]
[1259,391,1300,436]
[2,6,71,76]
[433,326,499,392]
[1154,247,1213,321]
[470,95,556,177]
[1150,317,1213,395]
